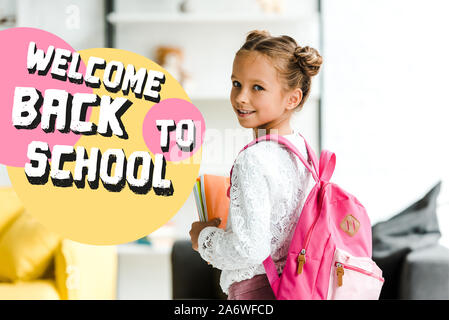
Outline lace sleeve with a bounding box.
[197,144,274,270]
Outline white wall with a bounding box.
[111,2,321,299]
[16,0,104,50]
[322,0,449,243]
[0,165,11,186]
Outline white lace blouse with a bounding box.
[197,130,316,295]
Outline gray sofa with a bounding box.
[399,244,449,299]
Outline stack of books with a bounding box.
[193,174,230,230]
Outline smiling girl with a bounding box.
[189,30,322,300]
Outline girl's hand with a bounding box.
[189,218,221,251]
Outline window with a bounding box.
[322,0,449,234]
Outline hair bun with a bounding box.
[294,46,323,77]
[246,30,271,43]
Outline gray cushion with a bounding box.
[372,181,442,299]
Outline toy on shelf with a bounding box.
[256,0,284,13]
[154,45,195,93]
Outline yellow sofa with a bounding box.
[0,187,117,300]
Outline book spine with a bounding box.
[200,175,208,221]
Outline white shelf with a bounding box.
[107,12,316,24]
[189,93,229,101]
[117,243,171,256]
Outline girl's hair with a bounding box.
[236,30,322,110]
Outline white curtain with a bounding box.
[321,0,449,232]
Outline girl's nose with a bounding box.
[235,90,249,105]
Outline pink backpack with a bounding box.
[228,132,384,300]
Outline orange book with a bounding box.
[193,174,230,230]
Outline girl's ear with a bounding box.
[286,88,303,111]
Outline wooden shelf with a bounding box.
[107,12,316,24]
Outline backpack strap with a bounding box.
[279,132,336,183]
[226,132,320,198]
[224,131,337,297]
[318,149,336,183]
[263,255,280,294]
[297,132,320,179]
[270,133,320,182]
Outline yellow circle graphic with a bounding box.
[7,48,203,245]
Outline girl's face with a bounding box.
[230,51,301,136]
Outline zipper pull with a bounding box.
[297,249,306,274]
[336,263,344,287]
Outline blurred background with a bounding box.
[0,0,448,300]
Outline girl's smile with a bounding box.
[236,109,256,117]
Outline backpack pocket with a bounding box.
[327,248,384,300]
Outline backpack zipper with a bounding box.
[335,262,385,286]
[297,249,306,274]
[297,182,329,275]
[336,263,344,286]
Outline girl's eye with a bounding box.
[232,80,241,88]
[254,85,264,91]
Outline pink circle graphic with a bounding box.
[142,98,205,162]
[0,27,92,167]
